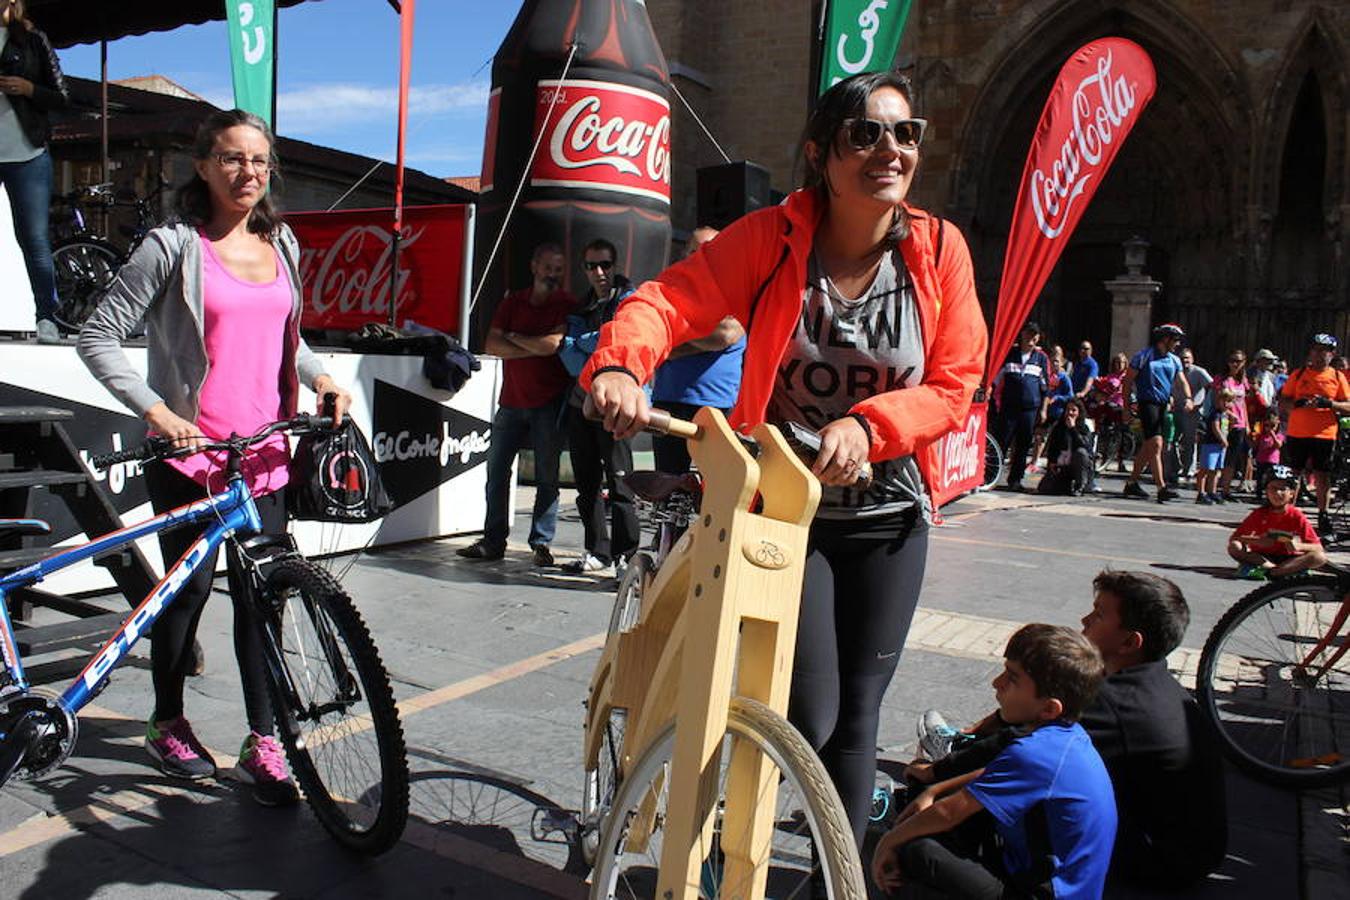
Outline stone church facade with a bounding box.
[647,0,1349,370]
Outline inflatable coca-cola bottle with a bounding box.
[473,0,672,346]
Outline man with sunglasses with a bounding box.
[558,238,639,575]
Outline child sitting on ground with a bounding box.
[1228,464,1327,579]
[1251,407,1285,492]
[1195,388,1232,504]
[908,572,1228,890]
[871,624,1116,899]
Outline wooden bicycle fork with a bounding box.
[590,408,821,899]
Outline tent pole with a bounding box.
[271,1,279,131]
[100,39,108,184]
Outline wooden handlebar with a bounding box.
[645,409,701,439]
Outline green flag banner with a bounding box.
[226,0,275,124]
[818,0,912,95]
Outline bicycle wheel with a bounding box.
[582,551,656,865]
[52,238,123,332]
[980,432,1004,491]
[261,558,409,853]
[1196,575,1350,788]
[1094,426,1121,474]
[592,696,865,899]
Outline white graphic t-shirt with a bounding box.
[767,249,928,519]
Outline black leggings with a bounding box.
[144,462,284,735]
[788,511,928,847]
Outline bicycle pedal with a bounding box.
[531,806,580,841]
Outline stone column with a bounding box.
[1104,236,1162,356]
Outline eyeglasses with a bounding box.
[583,259,615,272]
[213,153,273,176]
[1228,357,1245,364]
[841,117,928,152]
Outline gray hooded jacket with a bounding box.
[78,222,326,423]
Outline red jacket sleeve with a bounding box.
[850,220,988,461]
[579,209,781,389]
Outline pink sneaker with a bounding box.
[235,732,299,806]
[145,716,216,781]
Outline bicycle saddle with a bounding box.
[622,471,701,503]
[0,518,51,539]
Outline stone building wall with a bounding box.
[648,0,1350,370]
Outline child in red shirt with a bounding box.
[1228,465,1327,580]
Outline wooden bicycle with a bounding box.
[581,407,865,899]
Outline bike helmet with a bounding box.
[1310,332,1338,349]
[1152,323,1185,341]
[1267,464,1297,485]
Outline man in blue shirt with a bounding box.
[650,226,746,474]
[992,322,1050,491]
[872,624,1116,899]
[1122,324,1193,502]
[1070,340,1099,400]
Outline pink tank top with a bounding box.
[167,231,293,495]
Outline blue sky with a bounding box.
[57,0,524,177]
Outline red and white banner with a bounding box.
[983,38,1156,385]
[530,78,672,204]
[929,401,989,508]
[289,205,468,333]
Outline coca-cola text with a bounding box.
[1030,51,1140,239]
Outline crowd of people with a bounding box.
[56,62,1339,898]
[992,322,1349,543]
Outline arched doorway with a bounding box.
[949,0,1249,369]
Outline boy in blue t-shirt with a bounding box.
[872,624,1117,899]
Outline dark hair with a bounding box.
[4,0,34,30]
[582,238,617,261]
[800,70,916,244]
[1092,570,1190,661]
[1004,624,1104,721]
[174,109,282,240]
[1022,321,1041,336]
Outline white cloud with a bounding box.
[276,80,489,135]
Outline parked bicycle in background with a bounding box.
[50,178,165,333]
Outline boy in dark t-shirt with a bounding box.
[872,625,1116,899]
[909,571,1228,890]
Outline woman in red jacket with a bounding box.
[582,71,986,844]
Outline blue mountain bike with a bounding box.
[0,415,409,855]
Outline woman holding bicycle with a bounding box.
[78,109,350,806]
[0,0,68,343]
[582,71,986,844]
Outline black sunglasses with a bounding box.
[842,117,928,151]
[583,259,615,272]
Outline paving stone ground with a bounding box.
[0,473,1346,898]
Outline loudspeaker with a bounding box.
[696,161,772,230]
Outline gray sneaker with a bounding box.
[35,319,60,344]
[917,709,962,761]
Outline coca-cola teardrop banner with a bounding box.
[529,79,672,204]
[289,205,468,333]
[983,38,1156,385]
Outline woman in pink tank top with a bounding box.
[79,109,350,804]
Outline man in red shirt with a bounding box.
[1228,465,1327,579]
[1278,333,1350,535]
[458,243,574,565]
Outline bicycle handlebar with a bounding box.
[89,414,338,471]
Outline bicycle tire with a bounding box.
[981,432,1005,491]
[51,238,123,332]
[591,696,865,899]
[582,551,656,865]
[261,558,410,853]
[1093,426,1121,474]
[1196,574,1350,788]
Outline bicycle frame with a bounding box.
[585,408,821,898]
[1295,588,1350,681]
[0,477,262,715]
